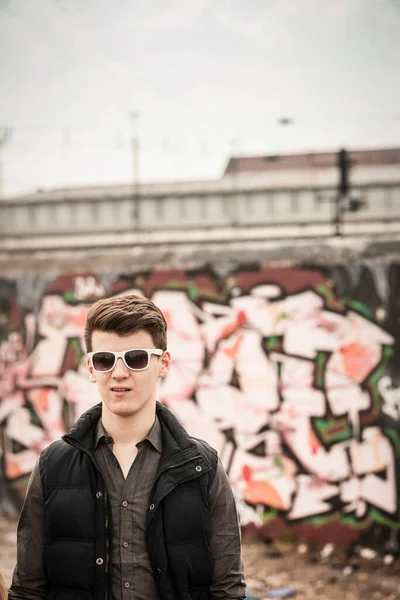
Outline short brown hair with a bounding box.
[84,294,167,353]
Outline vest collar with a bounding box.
[62,402,102,451]
[62,401,206,467]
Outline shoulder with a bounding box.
[190,436,218,484]
[40,439,70,460]
[191,436,218,460]
[39,439,76,474]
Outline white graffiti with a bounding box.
[378,376,400,420]
[74,275,105,301]
[0,280,398,537]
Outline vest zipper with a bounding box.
[63,436,110,600]
[149,453,202,504]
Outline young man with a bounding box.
[10,294,246,599]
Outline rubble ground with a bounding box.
[1,518,400,599]
[242,534,400,600]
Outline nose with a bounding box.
[111,357,129,378]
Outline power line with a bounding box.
[4,110,400,134]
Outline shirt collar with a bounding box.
[94,418,109,450]
[144,415,162,454]
[94,414,162,454]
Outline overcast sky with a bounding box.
[1,0,400,195]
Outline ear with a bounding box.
[159,351,171,378]
[87,357,96,383]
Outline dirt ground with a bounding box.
[242,533,400,600]
[1,517,400,599]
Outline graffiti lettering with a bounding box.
[0,266,398,545]
[378,376,400,420]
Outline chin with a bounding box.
[111,403,141,416]
[112,409,139,418]
[106,396,153,417]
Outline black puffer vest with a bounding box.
[39,402,218,600]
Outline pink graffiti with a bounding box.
[0,278,397,539]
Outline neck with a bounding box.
[101,402,157,444]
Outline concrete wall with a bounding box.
[1,261,399,544]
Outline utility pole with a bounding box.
[317,147,363,236]
[130,111,140,228]
[334,148,350,236]
[229,137,241,226]
[0,127,12,199]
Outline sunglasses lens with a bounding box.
[92,352,115,372]
[125,350,149,370]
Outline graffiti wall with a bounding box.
[1,263,399,545]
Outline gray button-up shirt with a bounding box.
[9,416,246,599]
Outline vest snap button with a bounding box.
[149,503,155,511]
[96,492,102,499]
[195,465,202,472]
[96,558,104,566]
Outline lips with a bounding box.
[111,387,131,392]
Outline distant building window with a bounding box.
[180,197,187,219]
[184,196,205,220]
[112,199,120,222]
[294,190,314,216]
[223,195,232,218]
[273,191,294,218]
[290,192,298,212]
[91,202,98,224]
[199,196,207,219]
[70,203,76,226]
[314,189,336,212]
[245,194,253,215]
[29,205,36,227]
[366,187,390,211]
[267,194,275,215]
[3,206,14,230]
[164,198,180,222]
[50,203,57,226]
[390,186,400,208]
[361,188,369,209]
[156,197,165,219]
[384,187,393,209]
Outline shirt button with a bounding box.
[123,541,129,548]
[122,501,128,507]
[124,582,130,588]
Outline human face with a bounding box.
[87,329,170,419]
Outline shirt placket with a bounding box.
[121,445,143,599]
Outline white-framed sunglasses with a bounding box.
[87,348,163,373]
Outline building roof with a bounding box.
[224,147,400,175]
